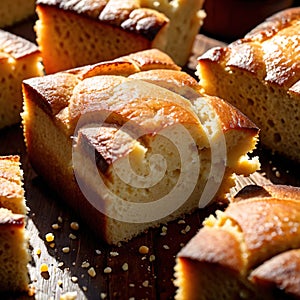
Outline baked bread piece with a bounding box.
[0,29,43,130]
[0,0,35,28]
[197,7,300,162]
[0,156,30,293]
[22,49,259,245]
[35,0,205,73]
[174,184,300,300]
[0,155,27,214]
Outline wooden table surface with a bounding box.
[1,19,300,300]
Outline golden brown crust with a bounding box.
[36,0,168,41]
[0,208,24,228]
[176,184,300,299]
[22,49,182,120]
[0,29,40,60]
[199,7,300,88]
[233,184,300,202]
[250,249,300,298]
[178,227,244,272]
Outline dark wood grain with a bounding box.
[1,20,300,300]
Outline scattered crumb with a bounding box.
[45,233,55,242]
[163,245,170,250]
[49,242,55,248]
[40,263,48,273]
[58,262,64,267]
[103,267,112,274]
[58,216,63,223]
[70,222,79,231]
[149,255,155,262]
[100,293,107,299]
[160,226,168,236]
[122,263,129,271]
[52,223,60,230]
[275,170,281,178]
[142,280,149,287]
[139,245,149,255]
[95,249,101,255]
[71,276,78,283]
[81,261,90,268]
[129,298,135,300]
[129,283,135,288]
[178,219,186,224]
[82,286,87,292]
[88,267,97,277]
[181,225,191,234]
[35,248,41,256]
[110,251,119,257]
[69,233,77,240]
[62,247,70,253]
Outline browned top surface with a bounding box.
[1,21,300,300]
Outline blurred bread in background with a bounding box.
[201,0,294,41]
[0,0,36,28]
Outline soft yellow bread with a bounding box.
[22,49,259,245]
[0,0,36,28]
[0,155,27,214]
[0,29,43,130]
[35,0,205,73]
[197,7,300,162]
[174,184,300,300]
[0,156,30,293]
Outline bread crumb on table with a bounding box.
[70,221,79,230]
[103,267,112,274]
[138,245,149,254]
[45,232,55,242]
[88,267,97,277]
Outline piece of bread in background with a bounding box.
[201,0,293,41]
[197,8,300,162]
[174,184,300,300]
[0,0,36,28]
[0,29,43,130]
[22,49,259,245]
[0,155,30,294]
[35,0,205,74]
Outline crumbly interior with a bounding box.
[0,208,30,292]
[0,43,43,129]
[198,62,300,162]
[22,50,260,245]
[35,5,152,74]
[0,157,30,292]
[35,0,205,73]
[140,0,206,65]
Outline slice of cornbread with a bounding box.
[0,29,43,130]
